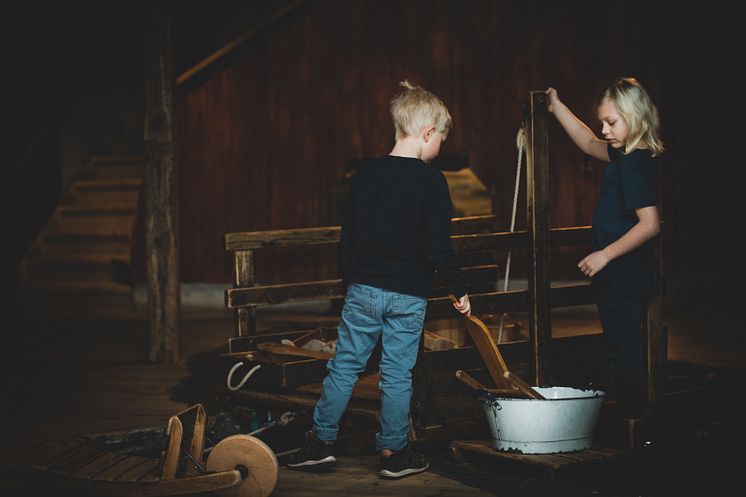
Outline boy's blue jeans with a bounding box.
[312,283,426,451]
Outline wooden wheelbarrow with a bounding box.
[31,404,278,497]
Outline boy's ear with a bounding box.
[422,126,436,142]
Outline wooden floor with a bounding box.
[2,287,744,497]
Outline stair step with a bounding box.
[51,214,135,234]
[23,254,129,275]
[87,155,144,180]
[58,202,137,217]
[41,231,132,255]
[75,178,142,190]
[19,280,132,297]
[98,136,145,155]
[70,179,142,205]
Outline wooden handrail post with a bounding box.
[525,91,552,387]
[233,250,256,336]
[143,0,180,362]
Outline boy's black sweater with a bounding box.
[339,155,466,299]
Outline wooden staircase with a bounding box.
[18,106,145,320]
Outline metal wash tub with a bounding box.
[482,386,606,454]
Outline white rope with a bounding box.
[226,362,262,391]
[498,127,526,342]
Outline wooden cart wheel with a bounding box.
[206,434,278,497]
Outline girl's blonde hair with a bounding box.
[597,77,665,156]
[390,80,452,140]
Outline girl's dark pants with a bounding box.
[592,259,657,418]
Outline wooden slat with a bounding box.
[224,215,499,251]
[225,224,592,253]
[526,90,552,387]
[229,389,379,421]
[233,250,255,336]
[646,232,666,403]
[173,404,207,477]
[225,265,499,308]
[116,458,160,482]
[186,405,206,477]
[450,214,496,234]
[71,451,129,479]
[33,439,88,471]
[94,456,151,482]
[424,283,594,319]
[160,416,182,480]
[225,226,340,250]
[48,446,106,475]
[257,342,333,360]
[226,282,593,316]
[450,439,628,469]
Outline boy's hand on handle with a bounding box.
[578,250,610,278]
[451,294,471,317]
[545,87,559,113]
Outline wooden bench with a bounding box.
[221,213,615,441]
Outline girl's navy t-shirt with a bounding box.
[591,144,658,277]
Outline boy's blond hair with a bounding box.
[390,80,453,140]
[597,77,665,156]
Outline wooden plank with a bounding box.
[449,439,626,469]
[225,265,498,308]
[94,456,151,482]
[233,250,255,337]
[423,283,594,319]
[228,389,379,421]
[176,404,206,477]
[116,458,160,482]
[222,354,333,388]
[450,214,496,234]
[224,226,591,255]
[646,231,666,403]
[143,0,179,363]
[224,216,498,251]
[296,372,381,400]
[32,439,88,471]
[159,416,182,480]
[256,342,333,360]
[71,451,129,479]
[525,91,552,387]
[48,446,106,475]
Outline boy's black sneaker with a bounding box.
[286,430,336,467]
[379,445,429,478]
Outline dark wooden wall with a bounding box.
[145,0,727,292]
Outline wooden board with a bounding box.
[450,439,631,481]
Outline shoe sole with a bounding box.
[286,455,337,468]
[379,462,430,479]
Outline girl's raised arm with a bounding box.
[546,88,609,162]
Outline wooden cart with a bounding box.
[30,404,278,497]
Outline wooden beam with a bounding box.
[176,0,306,87]
[526,91,552,386]
[646,203,667,403]
[224,215,502,251]
[225,265,498,307]
[226,282,594,319]
[233,250,256,337]
[143,0,179,363]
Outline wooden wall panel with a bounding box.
[162,0,708,289]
